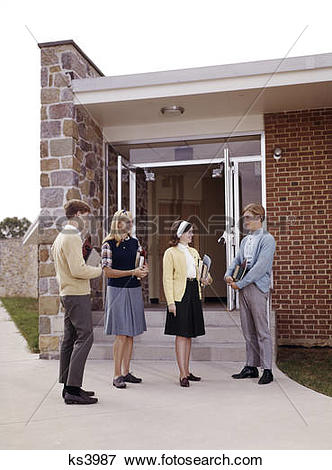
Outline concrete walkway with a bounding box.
[1,301,332,450]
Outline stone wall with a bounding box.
[39,41,104,358]
[0,238,38,298]
[265,108,332,346]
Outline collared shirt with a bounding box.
[177,242,196,278]
[244,227,264,267]
[62,223,83,240]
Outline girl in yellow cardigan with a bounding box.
[163,220,212,387]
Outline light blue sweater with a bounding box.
[224,229,276,293]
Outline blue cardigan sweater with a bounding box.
[224,230,276,293]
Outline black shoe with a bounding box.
[113,376,127,389]
[62,388,95,399]
[122,372,142,383]
[232,366,259,379]
[258,369,274,385]
[180,377,190,387]
[187,372,201,382]
[64,392,98,405]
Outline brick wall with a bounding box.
[265,108,332,346]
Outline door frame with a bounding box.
[110,131,267,311]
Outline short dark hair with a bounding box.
[169,220,192,247]
[64,199,91,219]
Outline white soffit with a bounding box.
[71,52,332,129]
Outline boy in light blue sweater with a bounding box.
[224,203,276,385]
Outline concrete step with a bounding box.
[93,309,275,328]
[93,324,253,343]
[93,309,240,327]
[88,341,247,361]
[92,311,238,327]
[90,308,275,361]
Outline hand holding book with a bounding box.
[231,259,248,282]
[135,247,149,279]
[198,254,213,286]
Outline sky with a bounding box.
[1,0,331,223]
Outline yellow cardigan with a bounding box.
[162,245,212,306]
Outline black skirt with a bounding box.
[164,279,205,338]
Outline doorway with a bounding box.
[146,163,227,305]
[110,135,264,311]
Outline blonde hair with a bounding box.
[102,209,133,247]
[242,203,265,222]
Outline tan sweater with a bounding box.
[51,228,102,296]
[163,245,212,306]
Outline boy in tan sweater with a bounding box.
[51,199,102,405]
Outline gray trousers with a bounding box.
[238,283,273,370]
[59,294,93,387]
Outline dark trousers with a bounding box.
[59,294,93,387]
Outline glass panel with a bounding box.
[145,164,227,305]
[224,150,236,311]
[120,158,130,212]
[238,161,262,239]
[106,146,118,233]
[114,135,261,165]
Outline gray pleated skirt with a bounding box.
[104,285,147,336]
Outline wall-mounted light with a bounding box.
[273,147,282,160]
[144,169,155,182]
[160,105,185,116]
[212,163,223,178]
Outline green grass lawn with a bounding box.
[0,297,39,353]
[277,346,332,398]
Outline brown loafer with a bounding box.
[187,372,201,381]
[180,377,190,387]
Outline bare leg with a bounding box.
[184,337,192,377]
[175,336,188,379]
[122,336,133,376]
[113,335,127,378]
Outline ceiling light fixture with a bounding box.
[160,105,185,116]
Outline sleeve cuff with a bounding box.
[235,280,245,289]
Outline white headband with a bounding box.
[177,220,190,238]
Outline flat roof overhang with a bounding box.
[71,52,332,142]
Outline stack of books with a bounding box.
[198,254,211,285]
[231,259,248,281]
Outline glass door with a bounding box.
[117,155,137,236]
[223,148,236,311]
[119,151,263,310]
[129,160,227,305]
[232,158,262,309]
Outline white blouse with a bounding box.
[177,242,197,278]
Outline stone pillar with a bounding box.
[39,40,104,358]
